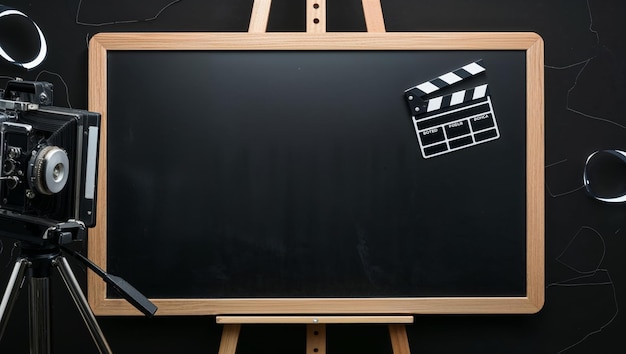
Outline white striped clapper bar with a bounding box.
[405,60,500,159]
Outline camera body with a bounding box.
[0,80,100,227]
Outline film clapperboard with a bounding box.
[405,60,500,159]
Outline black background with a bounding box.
[1,0,625,353]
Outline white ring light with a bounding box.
[0,7,47,70]
[583,149,626,203]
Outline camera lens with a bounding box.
[30,145,69,195]
[52,162,65,182]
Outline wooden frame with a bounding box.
[88,32,544,316]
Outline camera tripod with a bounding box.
[0,220,157,353]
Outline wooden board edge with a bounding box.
[87,34,109,312]
[86,31,546,317]
[87,32,545,51]
[525,33,545,313]
[91,297,544,316]
[216,316,414,324]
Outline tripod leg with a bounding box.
[0,258,30,340]
[29,275,51,354]
[53,255,112,354]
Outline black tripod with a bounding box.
[0,220,157,353]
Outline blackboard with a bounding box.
[87,32,544,315]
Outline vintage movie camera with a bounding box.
[0,81,155,347]
[0,80,100,229]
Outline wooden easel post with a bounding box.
[218,323,241,354]
[362,0,386,32]
[248,0,386,33]
[217,2,410,353]
[248,0,271,33]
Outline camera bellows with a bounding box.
[31,145,69,195]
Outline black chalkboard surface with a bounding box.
[87,32,544,315]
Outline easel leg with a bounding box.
[306,324,326,354]
[388,324,411,354]
[218,324,241,354]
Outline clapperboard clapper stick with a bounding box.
[405,60,501,159]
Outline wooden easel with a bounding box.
[217,1,411,353]
[249,0,386,33]
[217,316,412,354]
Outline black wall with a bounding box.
[1,0,625,353]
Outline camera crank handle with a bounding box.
[60,245,158,317]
